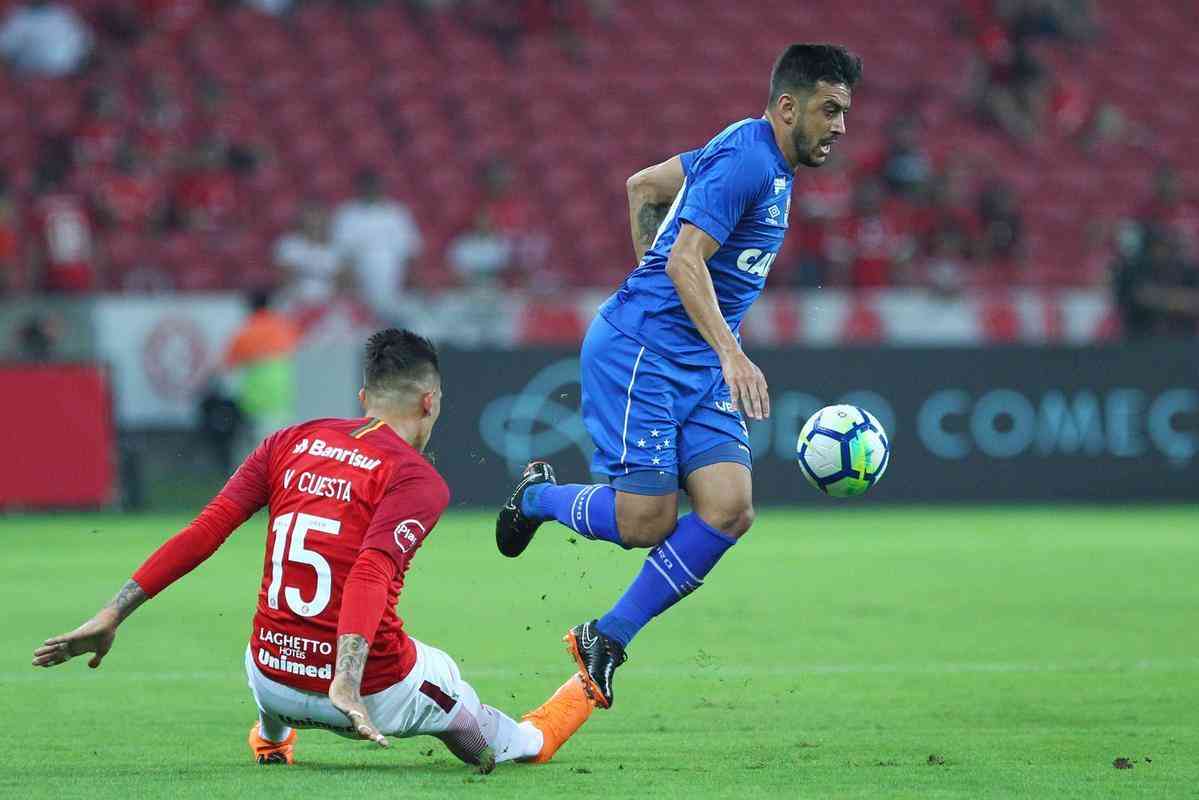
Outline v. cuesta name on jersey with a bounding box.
[283,468,353,502]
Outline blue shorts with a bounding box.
[580,315,752,495]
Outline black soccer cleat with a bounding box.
[257,752,289,766]
[564,620,627,709]
[495,461,557,558]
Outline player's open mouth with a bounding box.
[818,141,833,155]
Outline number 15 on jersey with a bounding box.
[267,512,341,618]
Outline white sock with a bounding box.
[480,705,543,763]
[515,720,544,759]
[258,715,293,743]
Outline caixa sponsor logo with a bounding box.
[917,388,1199,465]
[735,248,776,277]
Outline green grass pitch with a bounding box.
[3,507,1198,799]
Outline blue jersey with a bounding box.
[598,117,793,366]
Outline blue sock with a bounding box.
[596,513,736,647]
[522,483,623,546]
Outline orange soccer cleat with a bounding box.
[248,722,296,765]
[519,674,596,764]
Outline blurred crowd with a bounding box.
[959,0,1099,143]
[1112,168,1199,338]
[778,118,1031,293]
[0,0,579,312]
[0,0,1196,338]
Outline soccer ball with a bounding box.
[796,405,890,498]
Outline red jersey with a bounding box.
[135,416,449,695]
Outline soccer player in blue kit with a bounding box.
[496,44,862,708]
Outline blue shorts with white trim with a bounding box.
[580,314,751,495]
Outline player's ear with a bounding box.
[777,92,797,125]
[358,387,366,411]
[421,390,435,417]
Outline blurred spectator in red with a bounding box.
[138,0,206,36]
[798,151,854,222]
[959,1,1095,48]
[191,82,259,171]
[828,179,917,288]
[479,159,547,280]
[1136,166,1198,263]
[977,178,1023,260]
[92,144,168,232]
[332,169,422,321]
[0,0,92,76]
[274,204,352,307]
[924,230,971,297]
[999,0,1096,44]
[480,160,529,236]
[962,0,1096,143]
[171,139,238,231]
[879,115,934,200]
[916,161,982,254]
[973,40,1047,142]
[1047,76,1090,137]
[28,165,97,293]
[1112,225,1199,339]
[787,151,852,287]
[448,211,511,289]
[74,88,125,169]
[463,0,527,57]
[465,0,585,59]
[138,78,187,164]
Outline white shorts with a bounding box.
[244,639,478,739]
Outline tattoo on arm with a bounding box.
[636,202,671,249]
[105,579,149,623]
[335,634,370,689]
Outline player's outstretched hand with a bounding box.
[329,676,390,748]
[721,350,770,420]
[32,609,119,669]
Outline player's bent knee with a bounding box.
[732,504,756,538]
[700,503,755,539]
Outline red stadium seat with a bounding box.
[9,0,1191,295]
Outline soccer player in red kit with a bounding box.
[32,329,593,772]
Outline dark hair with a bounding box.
[248,288,272,311]
[769,44,863,103]
[364,328,440,397]
[355,169,382,196]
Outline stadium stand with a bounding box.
[0,0,1193,294]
